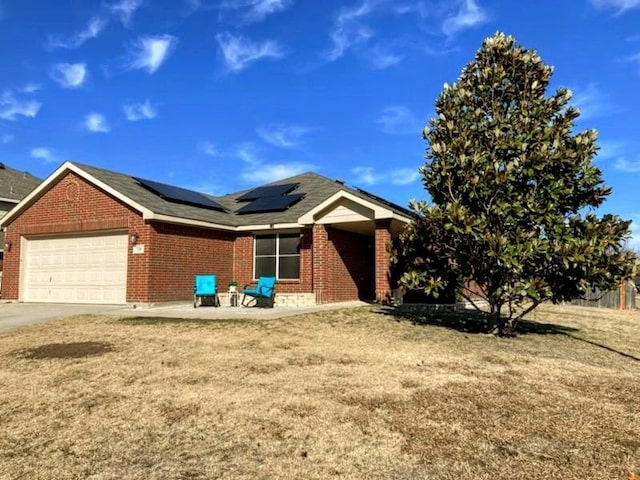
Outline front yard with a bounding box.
[0,304,639,479]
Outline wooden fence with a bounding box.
[570,280,636,310]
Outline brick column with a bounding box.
[312,224,329,304]
[374,219,392,304]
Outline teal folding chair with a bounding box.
[241,276,277,308]
[194,274,220,308]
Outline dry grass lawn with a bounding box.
[1,303,639,479]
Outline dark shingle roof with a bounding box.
[69,162,412,227]
[0,163,41,201]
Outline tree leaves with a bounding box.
[394,32,637,335]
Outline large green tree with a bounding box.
[395,32,636,335]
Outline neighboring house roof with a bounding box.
[0,163,41,203]
[0,161,414,232]
[0,163,41,251]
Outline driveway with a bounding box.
[0,303,126,332]
[0,300,369,332]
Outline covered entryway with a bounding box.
[21,233,128,304]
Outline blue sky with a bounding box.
[1,0,639,244]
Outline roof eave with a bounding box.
[146,213,238,231]
[298,190,413,225]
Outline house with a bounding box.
[0,163,41,272]
[0,161,413,306]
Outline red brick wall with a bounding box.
[0,172,237,304]
[375,219,392,303]
[233,233,254,288]
[1,172,148,302]
[1,169,394,305]
[312,224,328,303]
[327,227,374,303]
[313,224,375,304]
[145,222,234,303]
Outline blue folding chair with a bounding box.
[194,274,220,308]
[241,276,277,308]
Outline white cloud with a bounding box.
[125,35,178,74]
[442,0,488,37]
[241,162,310,183]
[596,140,626,161]
[30,147,60,164]
[376,105,422,135]
[589,0,640,13]
[216,32,284,73]
[1,133,14,144]
[391,168,420,185]
[199,142,218,156]
[235,142,262,165]
[123,99,157,121]
[571,83,616,121]
[108,0,143,25]
[353,165,420,186]
[245,0,292,21]
[325,0,377,61]
[232,140,312,182]
[595,139,640,172]
[22,83,41,93]
[615,156,640,172]
[83,113,111,133]
[352,166,379,185]
[50,63,87,89]
[221,0,293,23]
[369,46,403,69]
[0,92,41,120]
[324,1,416,66]
[47,16,108,49]
[256,124,310,148]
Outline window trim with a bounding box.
[253,233,301,280]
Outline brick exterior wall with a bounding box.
[327,227,374,303]
[145,222,234,303]
[313,224,375,304]
[1,172,236,304]
[1,169,396,306]
[375,219,392,303]
[1,172,147,302]
[233,233,254,289]
[312,224,329,303]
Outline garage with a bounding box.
[21,233,128,304]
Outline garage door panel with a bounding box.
[23,234,128,304]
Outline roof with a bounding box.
[0,163,41,203]
[0,161,414,231]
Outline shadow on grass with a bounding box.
[378,306,578,336]
[379,306,640,362]
[563,335,640,362]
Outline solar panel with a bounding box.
[236,193,304,214]
[134,177,227,211]
[236,183,298,202]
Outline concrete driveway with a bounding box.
[0,303,127,332]
[0,300,369,332]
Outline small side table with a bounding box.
[228,290,240,307]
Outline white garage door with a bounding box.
[22,233,128,304]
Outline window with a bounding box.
[254,233,300,279]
